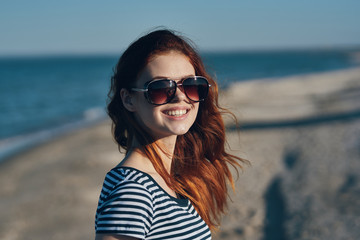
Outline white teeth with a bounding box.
[166,109,187,117]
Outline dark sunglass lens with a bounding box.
[183,77,209,101]
[147,80,176,104]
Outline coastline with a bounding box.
[0,108,107,163]
[1,67,360,239]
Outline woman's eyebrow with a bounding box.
[151,75,195,81]
[151,76,168,80]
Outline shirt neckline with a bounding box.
[113,166,189,207]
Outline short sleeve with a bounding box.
[95,181,154,239]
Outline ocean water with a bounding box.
[202,49,360,86]
[0,49,359,160]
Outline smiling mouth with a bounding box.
[165,109,188,117]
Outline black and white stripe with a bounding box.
[95,167,211,240]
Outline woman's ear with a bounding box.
[120,88,136,112]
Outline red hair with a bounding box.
[107,29,247,230]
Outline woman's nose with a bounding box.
[171,84,187,102]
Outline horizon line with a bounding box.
[1,44,360,58]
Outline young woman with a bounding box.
[95,29,246,240]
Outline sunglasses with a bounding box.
[131,76,210,105]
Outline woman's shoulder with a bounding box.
[97,167,157,212]
[102,167,157,196]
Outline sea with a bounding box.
[1,48,360,160]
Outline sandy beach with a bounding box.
[1,67,360,240]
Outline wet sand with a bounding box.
[1,67,360,240]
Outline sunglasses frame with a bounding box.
[131,76,211,105]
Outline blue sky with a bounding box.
[1,0,360,55]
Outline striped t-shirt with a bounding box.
[95,167,211,240]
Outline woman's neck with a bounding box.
[156,135,177,172]
[123,135,177,174]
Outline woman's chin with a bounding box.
[170,125,192,136]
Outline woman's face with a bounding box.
[130,51,199,140]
